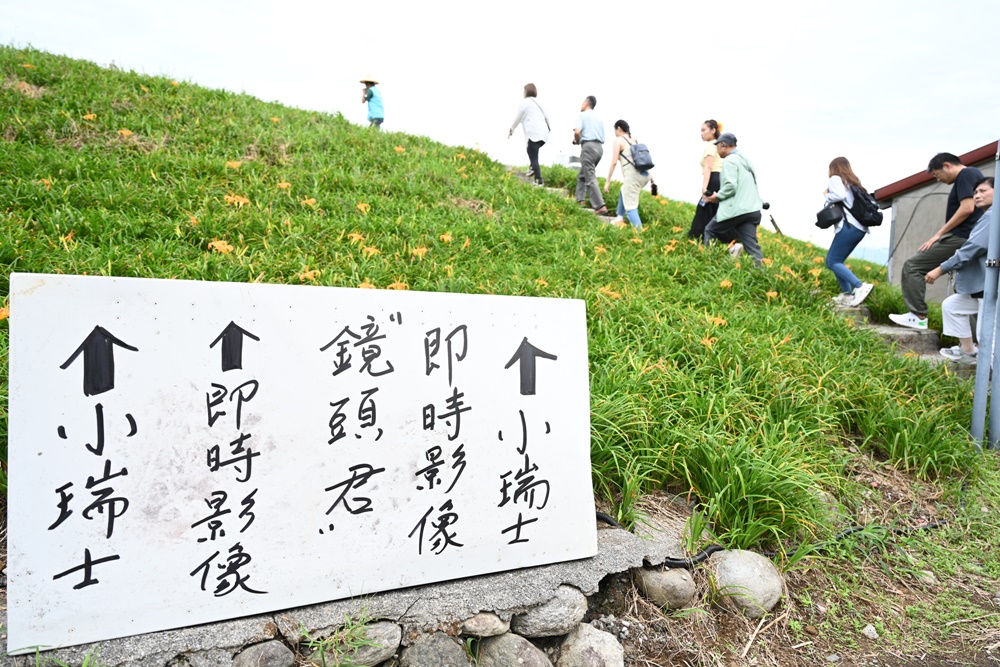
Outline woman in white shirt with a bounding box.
[824,157,874,306]
[509,83,550,186]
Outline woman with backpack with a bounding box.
[508,83,550,186]
[688,119,725,241]
[604,120,653,230]
[823,157,874,307]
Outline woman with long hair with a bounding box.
[688,119,724,240]
[824,157,874,306]
[509,83,550,186]
[604,119,652,230]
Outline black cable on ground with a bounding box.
[595,510,952,569]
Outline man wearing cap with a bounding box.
[361,78,384,129]
[573,96,610,216]
[703,133,765,266]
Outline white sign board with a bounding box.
[7,273,596,652]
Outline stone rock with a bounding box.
[461,612,510,637]
[633,567,696,609]
[232,640,295,667]
[308,621,401,667]
[708,549,783,619]
[511,585,587,638]
[557,623,624,667]
[478,632,553,667]
[399,632,471,667]
[915,570,938,586]
[861,624,879,640]
[827,654,841,663]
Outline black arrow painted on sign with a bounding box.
[60,326,139,397]
[209,321,260,372]
[504,337,558,396]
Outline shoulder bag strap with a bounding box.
[529,99,550,131]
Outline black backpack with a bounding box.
[845,185,883,227]
[621,138,654,172]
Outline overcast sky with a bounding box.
[4,0,999,255]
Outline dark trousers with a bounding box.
[689,172,723,241]
[527,140,545,185]
[705,211,764,266]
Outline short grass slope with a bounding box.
[4,45,1000,664]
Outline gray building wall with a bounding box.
[887,160,996,304]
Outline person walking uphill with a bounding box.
[573,96,610,216]
[604,120,653,230]
[823,157,875,307]
[703,133,765,266]
[509,83,550,186]
[888,152,984,330]
[361,77,384,129]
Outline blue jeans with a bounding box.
[616,196,642,230]
[825,224,865,292]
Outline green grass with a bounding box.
[0,46,986,557]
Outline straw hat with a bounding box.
[360,76,379,85]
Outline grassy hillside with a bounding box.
[4,45,1000,662]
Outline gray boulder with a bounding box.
[511,585,587,638]
[557,623,624,667]
[633,567,696,609]
[708,549,783,618]
[308,621,401,666]
[399,632,471,667]
[478,632,553,667]
[232,640,295,667]
[461,612,510,637]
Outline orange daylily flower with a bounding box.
[394,146,406,153]
[270,116,280,123]
[38,178,51,190]
[701,336,718,349]
[808,268,822,277]
[720,279,733,288]
[117,129,133,137]
[813,257,824,263]
[535,278,549,287]
[140,85,149,93]
[594,246,607,254]
[277,182,291,189]
[455,153,466,160]
[597,285,621,299]
[82,113,97,121]
[0,306,9,320]
[301,198,317,207]
[347,232,365,244]
[762,257,773,266]
[208,240,234,254]
[362,246,380,257]
[386,282,409,290]
[223,194,250,207]
[298,269,321,282]
[462,238,471,248]
[225,161,242,169]
[170,80,180,86]
[189,215,199,225]
[356,202,371,215]
[707,315,728,327]
[358,280,376,289]
[672,226,683,233]
[439,232,453,243]
[766,291,778,300]
[411,247,429,259]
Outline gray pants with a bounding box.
[705,212,764,266]
[575,142,605,209]
[901,234,965,317]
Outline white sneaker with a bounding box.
[850,283,874,307]
[888,312,928,330]
[940,345,977,361]
[728,243,744,258]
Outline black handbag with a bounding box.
[816,202,844,229]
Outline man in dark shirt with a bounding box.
[889,153,984,330]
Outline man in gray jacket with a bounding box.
[924,176,994,364]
